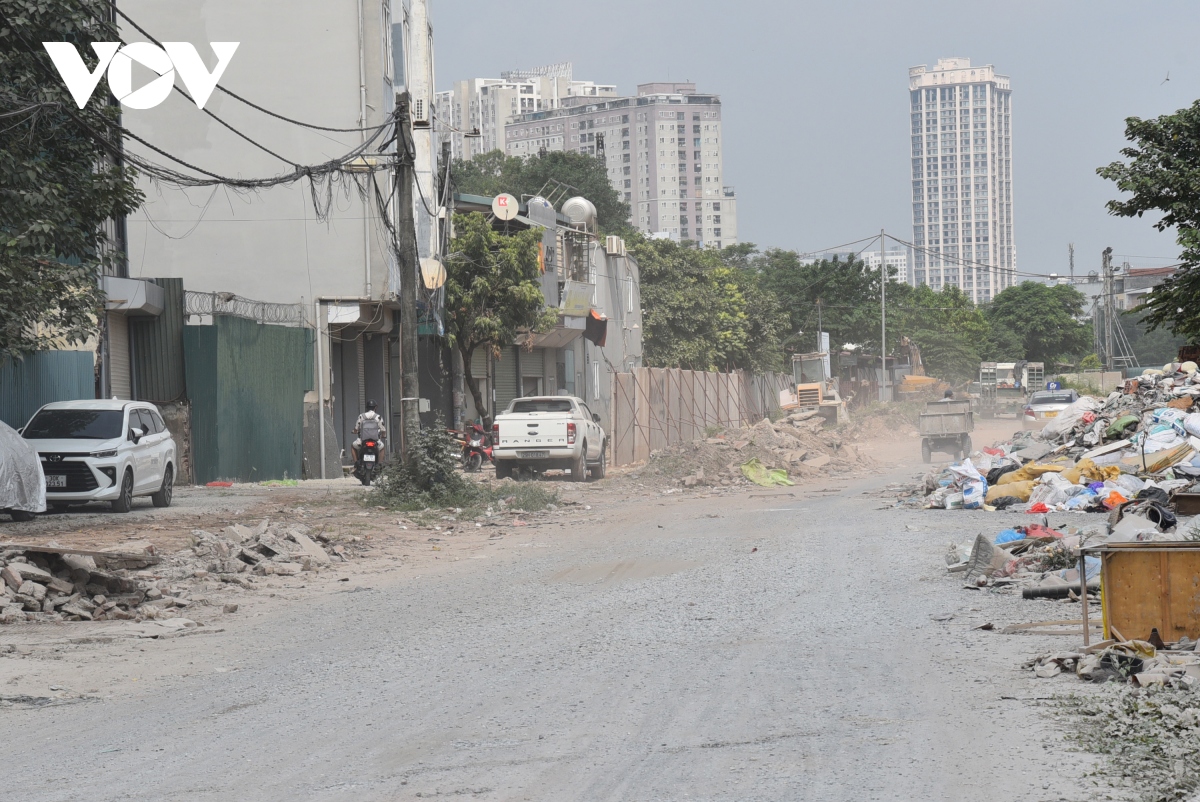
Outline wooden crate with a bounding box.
[1172,493,1200,516]
[1095,543,1200,642]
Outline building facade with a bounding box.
[908,57,1015,303]
[859,249,910,285]
[434,64,617,161]
[504,82,737,247]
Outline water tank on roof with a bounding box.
[561,196,597,229]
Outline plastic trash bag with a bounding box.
[963,479,987,510]
[994,528,1023,544]
[1184,412,1200,439]
[986,480,1036,503]
[1040,395,1102,440]
[740,458,794,487]
[0,420,45,514]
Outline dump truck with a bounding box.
[978,361,1044,418]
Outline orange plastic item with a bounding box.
[1103,490,1128,509]
[1027,502,1050,514]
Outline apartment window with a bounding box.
[693,150,700,160]
[624,179,631,188]
[714,228,721,237]
[713,215,721,224]
[693,125,701,134]
[676,112,685,120]
[692,113,700,121]
[712,202,721,212]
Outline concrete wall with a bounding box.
[118,0,395,307]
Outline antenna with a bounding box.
[1069,242,1075,284]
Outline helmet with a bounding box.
[943,389,954,399]
[366,399,378,411]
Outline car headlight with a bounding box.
[90,449,118,458]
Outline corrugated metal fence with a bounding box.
[183,315,312,483]
[610,368,791,466]
[131,278,185,402]
[0,351,95,429]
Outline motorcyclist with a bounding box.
[351,400,386,463]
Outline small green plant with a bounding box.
[260,479,299,487]
[705,425,723,438]
[372,417,560,514]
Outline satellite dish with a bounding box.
[491,193,518,221]
[420,257,446,289]
[561,196,597,228]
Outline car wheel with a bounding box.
[152,465,174,508]
[110,469,134,513]
[572,445,588,482]
[495,460,512,480]
[9,510,34,522]
[590,444,607,480]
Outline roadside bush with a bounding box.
[374,419,476,510]
[372,418,561,514]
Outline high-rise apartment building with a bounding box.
[860,249,910,285]
[908,57,1015,303]
[435,64,616,161]
[505,82,737,247]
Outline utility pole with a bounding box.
[395,92,421,465]
[1068,242,1075,284]
[880,229,887,402]
[1102,246,1114,371]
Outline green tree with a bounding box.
[443,213,556,427]
[983,282,1091,364]
[632,237,785,372]
[454,149,632,233]
[893,285,988,382]
[1098,101,1200,340]
[0,0,143,360]
[1079,353,1102,370]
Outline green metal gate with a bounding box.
[183,315,311,483]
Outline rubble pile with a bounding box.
[915,363,1200,514]
[0,520,347,625]
[643,413,882,488]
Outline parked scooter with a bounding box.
[461,423,493,472]
[354,438,384,486]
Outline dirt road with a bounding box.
[0,433,1108,801]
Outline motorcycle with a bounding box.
[461,423,493,472]
[354,438,384,486]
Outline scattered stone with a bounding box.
[223,603,239,614]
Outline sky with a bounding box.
[434,0,1200,278]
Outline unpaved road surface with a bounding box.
[0,435,1110,801]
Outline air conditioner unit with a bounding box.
[605,235,626,256]
[412,96,430,128]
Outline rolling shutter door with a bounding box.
[494,345,518,412]
[107,312,131,400]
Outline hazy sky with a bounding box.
[435,0,1200,278]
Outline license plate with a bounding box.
[363,454,376,462]
[519,451,549,459]
[46,474,66,488]
[1043,411,1058,418]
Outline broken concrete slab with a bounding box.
[802,454,831,468]
[285,529,330,565]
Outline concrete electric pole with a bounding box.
[880,230,887,402]
[1102,246,1114,371]
[395,93,421,465]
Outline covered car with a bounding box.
[1023,389,1080,429]
[0,419,45,521]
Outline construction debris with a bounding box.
[0,520,342,625]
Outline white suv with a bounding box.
[21,400,177,513]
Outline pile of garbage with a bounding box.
[0,520,346,624]
[643,413,880,489]
[1028,638,1200,687]
[917,366,1200,514]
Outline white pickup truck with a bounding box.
[491,396,606,482]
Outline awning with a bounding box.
[516,317,584,349]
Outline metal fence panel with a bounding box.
[183,316,306,483]
[131,278,186,402]
[0,351,95,429]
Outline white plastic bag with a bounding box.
[1040,396,1102,440]
[963,480,987,510]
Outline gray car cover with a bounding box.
[0,419,45,513]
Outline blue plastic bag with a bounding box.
[994,528,1023,544]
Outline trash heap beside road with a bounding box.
[0,519,345,624]
[916,361,1200,515]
